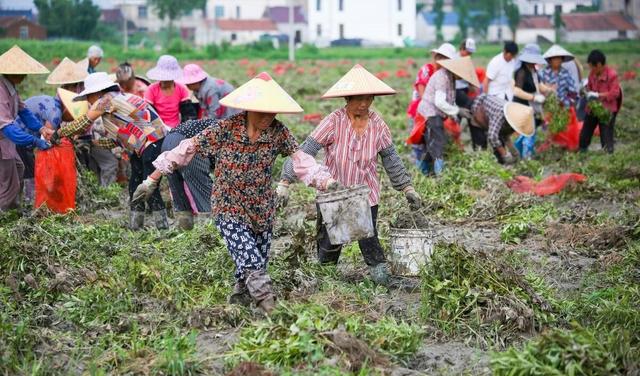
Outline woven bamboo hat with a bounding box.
[543,45,574,62]
[504,102,535,137]
[46,57,88,85]
[219,72,303,114]
[322,64,396,99]
[57,88,88,120]
[438,56,481,88]
[0,45,49,75]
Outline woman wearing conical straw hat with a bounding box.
[0,45,53,212]
[418,56,481,176]
[278,64,423,287]
[132,72,336,313]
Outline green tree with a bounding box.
[554,8,564,42]
[34,0,100,39]
[504,0,520,41]
[148,0,205,38]
[434,0,445,42]
[454,0,469,39]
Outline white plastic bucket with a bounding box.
[389,228,435,276]
[316,184,374,245]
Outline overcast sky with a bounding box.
[2,0,114,11]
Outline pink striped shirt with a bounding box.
[310,107,393,206]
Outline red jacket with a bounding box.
[588,66,622,113]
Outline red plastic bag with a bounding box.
[444,118,463,149]
[550,107,582,151]
[407,113,426,145]
[35,139,77,213]
[506,173,586,196]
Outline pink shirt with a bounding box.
[144,82,190,127]
[310,108,393,206]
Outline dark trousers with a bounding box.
[317,205,386,267]
[129,140,165,212]
[579,112,617,154]
[470,126,488,150]
[424,116,446,161]
[16,147,35,179]
[455,88,472,109]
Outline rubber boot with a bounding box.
[175,211,194,231]
[368,262,391,286]
[418,159,431,175]
[228,280,252,307]
[129,211,145,230]
[245,269,276,314]
[153,209,169,230]
[22,178,35,206]
[433,158,445,176]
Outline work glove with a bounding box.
[276,181,289,208]
[458,107,473,120]
[586,91,600,100]
[34,138,52,151]
[502,152,517,165]
[403,186,422,211]
[325,179,345,192]
[533,94,546,104]
[90,95,113,114]
[132,176,159,203]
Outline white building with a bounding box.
[263,5,308,43]
[515,16,555,44]
[561,11,638,42]
[487,16,514,43]
[307,0,416,47]
[515,0,595,16]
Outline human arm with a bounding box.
[435,90,459,117]
[152,120,220,174]
[280,136,323,184]
[1,122,50,149]
[93,138,118,149]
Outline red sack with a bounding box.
[444,118,463,149]
[407,113,427,145]
[35,139,77,213]
[550,107,582,151]
[506,173,586,196]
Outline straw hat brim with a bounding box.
[219,72,303,114]
[74,81,119,102]
[438,57,481,88]
[58,88,88,120]
[519,54,547,66]
[503,102,535,137]
[322,64,396,99]
[46,57,88,85]
[543,45,575,62]
[0,45,49,75]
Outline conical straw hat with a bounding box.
[322,64,396,99]
[438,56,480,88]
[0,45,49,75]
[57,88,88,120]
[219,72,303,114]
[503,102,534,137]
[543,45,574,62]
[77,58,89,72]
[46,57,88,85]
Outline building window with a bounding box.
[316,24,322,37]
[138,5,147,19]
[231,33,237,41]
[236,5,241,18]
[534,4,538,15]
[316,0,321,11]
[295,30,301,43]
[618,30,627,38]
[339,0,343,11]
[339,23,344,38]
[398,0,402,11]
[215,5,224,18]
[19,25,29,39]
[555,4,562,14]
[397,23,402,36]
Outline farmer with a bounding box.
[144,55,192,129]
[178,63,237,119]
[0,45,52,212]
[540,45,579,150]
[419,56,480,175]
[57,72,169,229]
[114,62,149,98]
[86,45,103,74]
[512,44,549,159]
[279,64,423,286]
[407,43,456,171]
[132,72,336,313]
[455,38,477,110]
[579,49,622,154]
[462,94,535,165]
[484,41,519,100]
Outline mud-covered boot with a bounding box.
[153,209,169,230]
[129,210,145,230]
[175,211,194,230]
[22,178,35,206]
[245,269,276,314]
[433,158,445,176]
[228,280,252,307]
[368,262,391,286]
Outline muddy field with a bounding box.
[1,52,640,375]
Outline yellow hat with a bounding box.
[504,102,534,137]
[219,72,303,114]
[438,56,481,88]
[57,88,88,120]
[46,57,88,85]
[0,45,49,75]
[322,64,396,99]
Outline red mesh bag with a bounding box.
[407,113,426,145]
[35,139,77,213]
[507,173,586,196]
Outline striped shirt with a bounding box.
[307,108,394,206]
[539,67,576,108]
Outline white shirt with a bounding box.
[486,53,515,99]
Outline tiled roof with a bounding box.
[215,19,278,31]
[562,12,637,31]
[518,16,553,29]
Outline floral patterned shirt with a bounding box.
[193,112,298,231]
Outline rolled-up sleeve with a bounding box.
[281,136,323,183]
[291,150,332,189]
[153,138,197,174]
